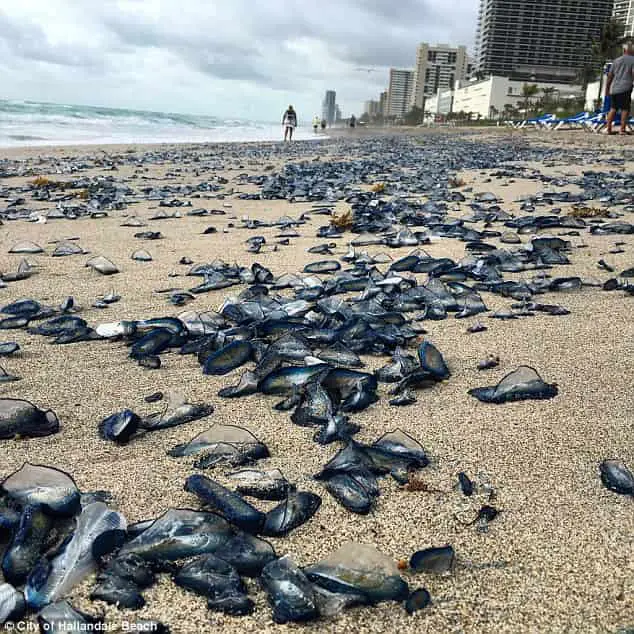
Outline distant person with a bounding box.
[282,105,297,141]
[605,40,634,136]
[312,115,320,133]
[320,118,327,130]
[349,115,356,129]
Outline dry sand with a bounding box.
[0,130,633,633]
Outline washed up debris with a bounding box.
[468,366,558,403]
[599,460,634,495]
[0,399,59,439]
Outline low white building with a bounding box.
[427,89,454,115]
[450,76,583,119]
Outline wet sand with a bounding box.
[0,130,633,633]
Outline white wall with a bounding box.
[452,78,496,118]
[452,76,583,118]
[427,92,440,114]
[585,81,601,111]
[427,91,452,114]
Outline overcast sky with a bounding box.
[0,0,478,121]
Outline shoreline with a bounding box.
[2,124,633,160]
[0,135,328,157]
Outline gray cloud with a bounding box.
[100,7,269,82]
[0,8,105,68]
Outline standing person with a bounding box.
[312,115,320,133]
[349,114,356,129]
[282,105,297,141]
[605,40,634,136]
[320,118,327,131]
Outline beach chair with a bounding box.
[586,111,634,133]
[544,111,592,131]
[584,95,634,134]
[513,113,557,129]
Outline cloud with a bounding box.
[0,8,105,69]
[0,0,479,119]
[101,11,270,82]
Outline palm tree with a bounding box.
[575,63,598,99]
[590,17,627,103]
[521,84,540,116]
[404,106,424,126]
[540,87,556,112]
[502,103,515,121]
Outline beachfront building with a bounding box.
[614,0,634,36]
[379,91,388,116]
[474,0,615,83]
[427,89,455,116]
[387,69,415,117]
[322,90,336,126]
[411,43,469,110]
[466,56,476,80]
[363,100,380,117]
[450,76,583,119]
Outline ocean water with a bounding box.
[0,100,316,147]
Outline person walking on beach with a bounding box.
[282,105,297,141]
[349,114,356,129]
[605,40,634,136]
[312,115,320,133]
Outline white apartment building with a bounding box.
[427,90,455,116]
[387,69,415,117]
[614,0,634,37]
[451,76,583,119]
[411,43,468,109]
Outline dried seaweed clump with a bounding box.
[31,176,54,187]
[567,206,609,218]
[448,176,466,187]
[330,209,354,230]
[404,477,442,493]
[31,176,73,190]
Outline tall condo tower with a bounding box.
[411,43,468,109]
[321,90,336,125]
[614,0,634,36]
[387,69,414,116]
[474,0,615,83]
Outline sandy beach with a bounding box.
[0,128,633,633]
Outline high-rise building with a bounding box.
[363,100,380,117]
[387,69,414,117]
[614,0,634,37]
[379,91,388,116]
[335,105,342,123]
[411,43,469,109]
[474,0,615,83]
[321,90,336,125]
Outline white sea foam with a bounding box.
[0,100,317,147]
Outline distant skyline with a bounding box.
[0,0,479,120]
